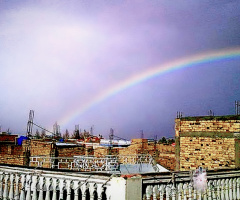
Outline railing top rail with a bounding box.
[142,168,240,184]
[0,165,114,179]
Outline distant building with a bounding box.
[175,115,240,171]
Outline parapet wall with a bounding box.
[175,116,240,171]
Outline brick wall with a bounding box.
[30,140,55,157]
[175,116,240,171]
[57,146,85,157]
[0,144,25,165]
[179,137,235,170]
[118,139,175,170]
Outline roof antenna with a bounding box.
[27,110,34,138]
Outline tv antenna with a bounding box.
[27,110,34,137]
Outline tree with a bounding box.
[35,129,40,139]
[159,137,167,144]
[41,130,46,138]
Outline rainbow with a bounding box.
[59,47,240,127]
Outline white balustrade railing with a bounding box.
[1,165,239,200]
[0,165,129,200]
[29,154,153,172]
[142,170,240,200]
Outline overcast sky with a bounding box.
[0,0,240,139]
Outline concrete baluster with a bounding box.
[105,185,111,200]
[171,184,176,200]
[25,175,32,200]
[51,178,58,200]
[221,179,225,200]
[229,179,233,200]
[216,180,221,200]
[178,183,183,200]
[207,181,212,200]
[81,183,87,200]
[236,178,240,200]
[225,179,229,200]
[45,177,52,200]
[203,186,207,200]
[152,185,158,200]
[212,180,216,200]
[159,185,164,200]
[20,174,26,200]
[96,184,104,200]
[0,173,3,199]
[166,185,171,200]
[188,183,193,200]
[3,173,9,200]
[72,181,79,200]
[14,174,20,200]
[59,179,66,200]
[232,178,236,200]
[193,185,197,200]
[38,177,45,200]
[9,174,14,200]
[89,183,96,200]
[146,185,152,200]
[66,180,72,200]
[183,183,188,200]
[31,176,38,200]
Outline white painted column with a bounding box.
[20,174,26,200]
[59,179,66,200]
[207,181,212,200]
[236,178,240,200]
[229,179,233,200]
[73,181,80,200]
[188,183,193,200]
[66,180,72,200]
[221,179,225,200]
[45,177,52,200]
[172,184,176,200]
[14,174,20,200]
[25,175,32,200]
[38,177,45,200]
[89,183,96,200]
[225,179,229,200]
[9,174,14,200]
[159,185,164,200]
[166,184,171,200]
[178,183,183,200]
[232,178,236,200]
[0,173,3,199]
[152,185,158,200]
[216,180,221,200]
[31,175,39,200]
[3,173,9,200]
[52,178,58,200]
[183,183,187,200]
[212,180,216,200]
[81,183,87,200]
[96,183,104,200]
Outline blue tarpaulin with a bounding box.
[17,136,28,145]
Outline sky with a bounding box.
[0,0,240,139]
